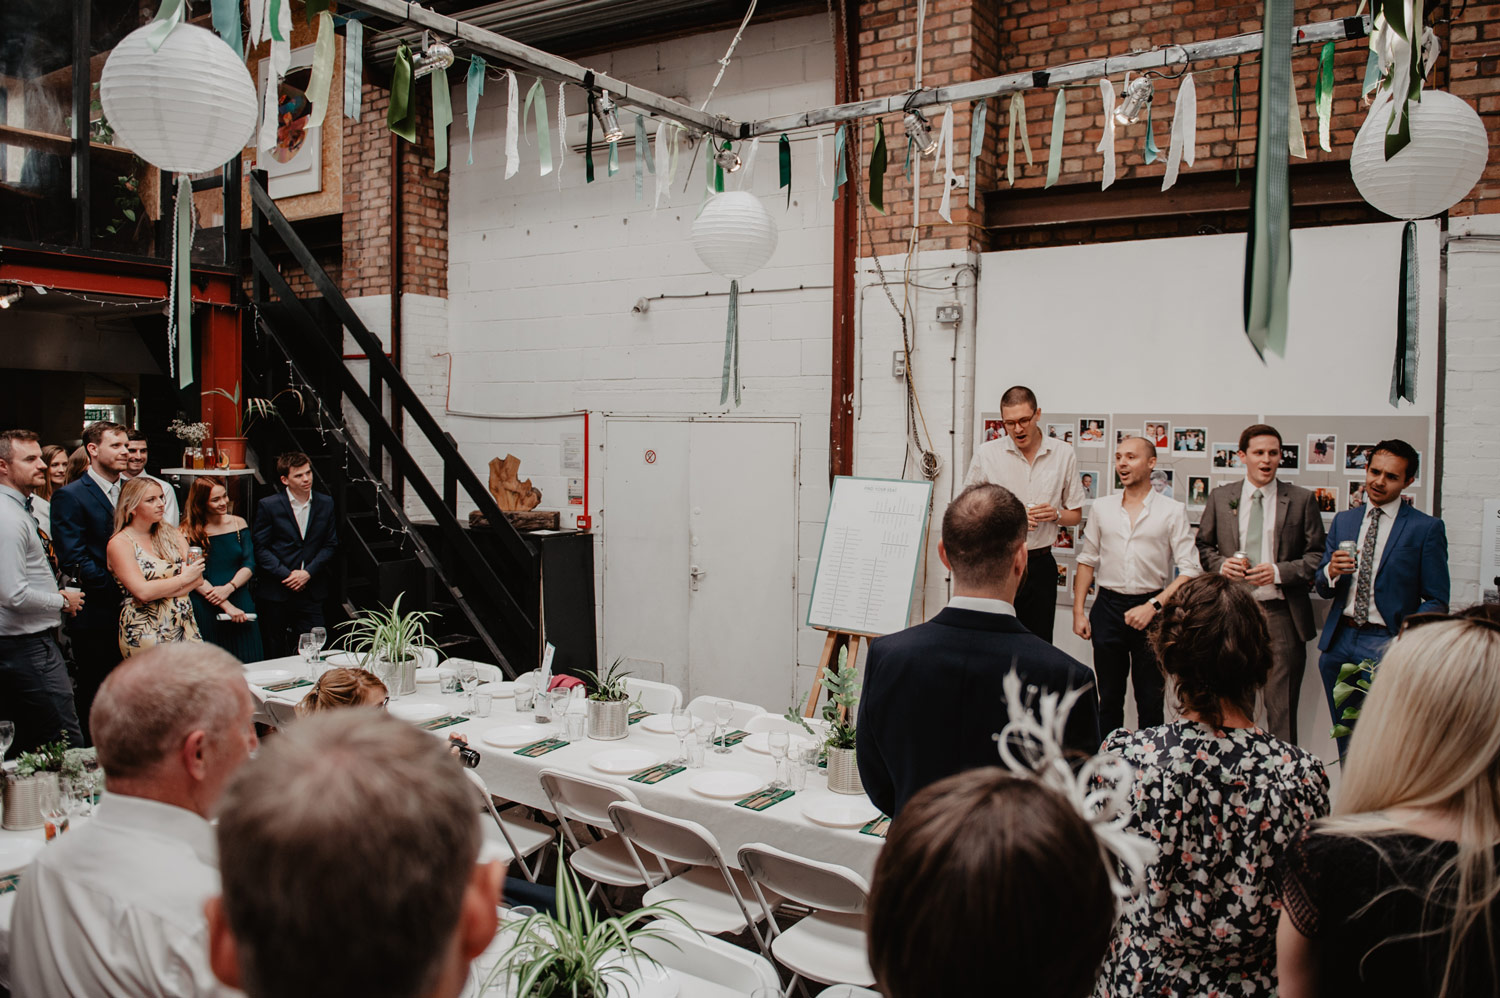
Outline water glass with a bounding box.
[713,699,734,754]
[474,691,494,717]
[767,731,790,789]
[785,754,809,791]
[40,783,69,840]
[669,707,693,765]
[309,626,327,661]
[687,729,709,768]
[548,690,570,724]
[514,678,536,712]
[296,633,317,678]
[565,712,587,741]
[458,663,481,716]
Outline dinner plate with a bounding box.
[0,838,42,876]
[319,651,365,668]
[476,681,516,698]
[589,749,661,775]
[244,669,295,687]
[688,770,765,800]
[742,732,818,756]
[481,724,550,748]
[802,798,880,828]
[637,713,699,735]
[386,702,446,723]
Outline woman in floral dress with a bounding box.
[1095,574,1330,998]
[106,477,207,657]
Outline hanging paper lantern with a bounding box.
[692,192,779,408]
[100,21,257,175]
[1351,91,1488,220]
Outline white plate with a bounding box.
[0,838,42,876]
[688,770,765,800]
[802,798,880,828]
[244,669,295,686]
[742,732,817,756]
[481,724,551,748]
[319,651,365,668]
[476,681,516,698]
[637,713,699,735]
[386,702,446,723]
[589,749,661,775]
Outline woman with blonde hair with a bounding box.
[106,476,208,657]
[1278,613,1500,997]
[297,667,388,714]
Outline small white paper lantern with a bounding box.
[100,21,258,175]
[692,191,779,279]
[1351,90,1489,220]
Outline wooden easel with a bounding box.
[803,629,870,718]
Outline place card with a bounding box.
[415,715,467,732]
[627,710,653,725]
[514,737,570,758]
[0,874,19,896]
[261,678,314,692]
[628,763,686,784]
[713,729,750,748]
[859,815,891,838]
[735,788,795,811]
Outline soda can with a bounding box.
[1232,550,1247,562]
[1337,540,1358,555]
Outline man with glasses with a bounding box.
[963,386,1085,643]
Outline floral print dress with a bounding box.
[118,538,203,657]
[1094,722,1330,998]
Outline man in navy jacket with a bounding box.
[856,483,1101,818]
[253,452,338,659]
[1316,438,1448,753]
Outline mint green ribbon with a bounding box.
[1045,88,1066,188]
[832,125,848,200]
[1143,102,1161,164]
[145,0,186,52]
[968,99,986,208]
[608,140,619,177]
[306,11,336,130]
[523,79,552,176]
[1243,0,1292,360]
[172,175,193,388]
[1315,41,1335,152]
[779,134,792,208]
[344,18,363,123]
[869,120,887,214]
[1006,93,1031,186]
[388,45,417,142]
[466,56,485,165]
[634,114,647,200]
[432,62,453,172]
[1392,221,1419,405]
[1362,49,1381,97]
[211,0,241,57]
[721,279,741,407]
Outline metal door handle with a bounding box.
[690,564,706,590]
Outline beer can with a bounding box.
[1337,540,1358,555]
[1232,550,1247,562]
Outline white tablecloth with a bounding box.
[0,825,49,991]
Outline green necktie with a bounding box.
[1245,489,1265,566]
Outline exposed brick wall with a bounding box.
[1443,4,1500,216]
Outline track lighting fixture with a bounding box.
[1114,73,1155,125]
[903,108,939,156]
[592,91,624,144]
[0,288,21,309]
[713,144,742,173]
[411,31,455,79]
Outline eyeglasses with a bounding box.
[1399,610,1500,638]
[1001,412,1037,431]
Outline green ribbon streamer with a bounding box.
[1362,49,1382,96]
[173,175,193,389]
[1232,62,1242,187]
[1384,0,1424,160]
[1392,221,1419,405]
[211,0,241,57]
[144,0,186,52]
[869,120,887,214]
[634,115,647,200]
[642,118,655,173]
[466,56,485,165]
[306,11,336,131]
[1315,41,1335,152]
[306,0,329,19]
[968,99,987,208]
[388,45,417,142]
[432,62,453,173]
[609,141,619,177]
[1243,0,1293,360]
[268,0,285,42]
[832,125,848,200]
[523,79,552,176]
[1143,102,1161,164]
[1045,88,1066,188]
[903,135,913,180]
[721,279,741,407]
[715,141,729,192]
[1006,93,1031,186]
[779,134,792,208]
[585,98,595,183]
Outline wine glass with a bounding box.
[40,782,69,840]
[713,700,734,754]
[457,661,481,716]
[669,707,693,765]
[297,633,317,679]
[0,719,14,760]
[767,730,790,789]
[309,626,327,663]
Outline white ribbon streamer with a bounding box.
[934,106,955,222]
[504,69,519,180]
[1288,73,1308,158]
[248,0,265,46]
[654,120,670,209]
[816,130,827,189]
[344,18,363,123]
[1097,77,1117,191]
[556,82,566,187]
[1162,73,1197,192]
[736,135,760,191]
[257,1,292,153]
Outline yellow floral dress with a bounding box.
[118,538,203,657]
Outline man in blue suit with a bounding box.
[50,421,132,743]
[254,452,338,659]
[1316,438,1448,753]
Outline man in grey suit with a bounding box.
[1195,424,1326,744]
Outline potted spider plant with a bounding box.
[787,646,863,794]
[3,736,96,831]
[199,382,304,470]
[334,593,439,697]
[579,658,633,741]
[485,840,690,997]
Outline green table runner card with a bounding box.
[628,710,652,725]
[629,763,685,784]
[714,729,750,748]
[415,715,467,732]
[860,815,891,838]
[261,678,313,692]
[514,737,570,758]
[735,788,795,811]
[0,873,19,896]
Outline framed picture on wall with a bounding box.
[1345,443,1376,473]
[1046,422,1072,442]
[1212,444,1245,471]
[255,44,324,199]
[981,414,1004,443]
[1349,481,1368,509]
[1145,420,1171,452]
[1313,487,1338,514]
[1053,526,1076,552]
[1150,468,1174,499]
[1078,468,1100,500]
[1186,475,1209,509]
[1078,417,1107,448]
[1172,427,1207,454]
[1116,427,1139,446]
[1279,443,1300,474]
[1056,562,1070,590]
[1307,434,1337,468]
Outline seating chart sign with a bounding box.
[807,476,933,637]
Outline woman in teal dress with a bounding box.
[184,476,264,662]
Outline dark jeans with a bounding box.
[1015,547,1058,643]
[67,626,124,746]
[1091,588,1165,736]
[1318,620,1392,758]
[258,597,326,661]
[0,631,83,757]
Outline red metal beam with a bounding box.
[199,305,243,436]
[0,246,236,305]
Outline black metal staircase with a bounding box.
[244,172,539,675]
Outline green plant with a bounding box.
[336,593,438,665]
[783,645,860,751]
[14,737,95,781]
[1331,658,1377,743]
[486,838,690,997]
[101,171,143,238]
[579,657,632,703]
[201,381,305,437]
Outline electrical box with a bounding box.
[892,350,907,378]
[936,302,963,323]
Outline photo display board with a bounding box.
[807,476,934,636]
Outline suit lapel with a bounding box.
[80,476,114,522]
[1222,490,1242,550]
[1274,485,1292,562]
[1378,502,1411,573]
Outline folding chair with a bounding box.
[635,919,781,993]
[686,695,767,728]
[464,768,552,883]
[738,842,875,996]
[537,770,673,909]
[260,697,300,731]
[623,677,683,714]
[607,801,781,954]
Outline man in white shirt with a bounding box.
[123,430,181,526]
[1074,436,1202,735]
[253,452,338,658]
[963,386,1085,643]
[11,643,258,998]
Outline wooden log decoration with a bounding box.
[468,509,561,531]
[488,455,543,512]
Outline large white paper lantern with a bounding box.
[1351,90,1489,220]
[692,191,779,279]
[100,21,257,175]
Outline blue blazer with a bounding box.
[50,475,120,633]
[855,607,1100,818]
[252,491,338,604]
[1315,502,1449,650]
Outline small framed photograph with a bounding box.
[1313,487,1338,514]
[1046,423,1072,441]
[1115,427,1139,446]
[1279,443,1300,474]
[1056,562,1070,590]
[1144,420,1171,453]
[1053,526,1076,552]
[1078,468,1100,500]
[981,414,1004,443]
[1306,433,1337,468]
[1150,468,1174,499]
[1113,467,1124,492]
[1186,475,1209,509]
[1348,481,1368,509]
[1345,443,1376,473]
[1172,427,1207,454]
[1077,417,1107,448]
[1212,444,1246,471]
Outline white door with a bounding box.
[604,418,798,710]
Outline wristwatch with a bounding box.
[1148,597,1164,612]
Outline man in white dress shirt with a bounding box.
[963,386,1086,643]
[11,643,258,998]
[206,711,504,998]
[1073,436,1202,735]
[123,430,180,527]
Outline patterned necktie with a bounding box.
[1245,489,1265,566]
[1352,506,1383,626]
[23,495,62,584]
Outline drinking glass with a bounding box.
[514,677,536,712]
[687,728,709,768]
[297,633,317,678]
[548,689,570,725]
[713,700,734,754]
[0,719,14,759]
[309,626,327,662]
[767,731,790,789]
[457,662,481,716]
[669,707,692,765]
[40,782,69,840]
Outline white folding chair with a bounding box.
[260,697,301,730]
[635,919,781,993]
[686,695,767,728]
[818,988,881,998]
[623,677,683,714]
[607,801,781,954]
[537,770,672,903]
[465,768,553,883]
[738,842,875,996]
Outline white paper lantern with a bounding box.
[100,21,258,175]
[1351,90,1489,220]
[692,191,779,279]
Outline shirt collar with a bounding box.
[946,595,1017,616]
[93,793,218,868]
[1369,494,1403,519]
[1241,477,1277,503]
[288,490,312,509]
[0,483,26,507]
[1001,434,1055,461]
[87,466,120,496]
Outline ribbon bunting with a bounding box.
[721,279,741,407]
[1314,42,1335,152]
[465,56,485,165]
[556,83,567,186]
[523,78,553,176]
[268,0,285,42]
[258,0,292,151]
[584,94,595,183]
[934,106,955,222]
[168,175,194,389]
[779,134,792,209]
[634,115,648,201]
[249,0,265,46]
[832,125,848,200]
[306,10,335,131]
[504,70,520,179]
[344,18,363,122]
[211,0,242,57]
[1162,73,1197,192]
[1097,78,1117,190]
[869,120,887,213]
[432,61,453,172]
[654,121,670,208]
[145,0,186,51]
[1243,0,1293,360]
[608,138,619,177]
[737,136,760,190]
[1391,221,1419,405]
[1045,87,1066,188]
[1143,103,1161,165]
[969,99,987,208]
[1232,61,1243,186]
[1288,72,1308,159]
[816,130,827,190]
[387,44,417,142]
[1005,93,1031,186]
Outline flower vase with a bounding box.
[587,699,630,740]
[826,746,863,795]
[2,771,59,830]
